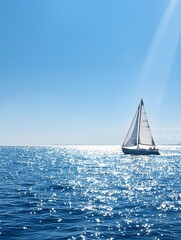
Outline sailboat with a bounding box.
[122,99,160,155]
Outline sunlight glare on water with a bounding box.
[0,145,181,239]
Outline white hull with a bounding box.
[122,147,160,155]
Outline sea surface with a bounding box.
[0,145,181,240]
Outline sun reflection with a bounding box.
[1,146,181,239]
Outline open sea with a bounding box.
[0,145,181,240]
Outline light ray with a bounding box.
[140,0,178,82]
[137,0,181,111]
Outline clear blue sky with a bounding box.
[0,0,181,145]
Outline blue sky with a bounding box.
[0,0,181,145]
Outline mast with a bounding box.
[137,99,142,149]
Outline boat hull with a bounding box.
[122,147,160,155]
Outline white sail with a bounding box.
[122,99,159,155]
[122,105,140,147]
[123,99,156,148]
[138,100,155,146]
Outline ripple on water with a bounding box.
[0,145,181,239]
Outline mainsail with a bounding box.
[138,100,155,146]
[122,99,155,148]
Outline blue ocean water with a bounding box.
[0,145,181,240]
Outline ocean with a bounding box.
[0,145,181,240]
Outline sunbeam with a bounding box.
[137,0,181,113]
[140,0,178,81]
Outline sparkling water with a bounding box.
[0,145,181,239]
